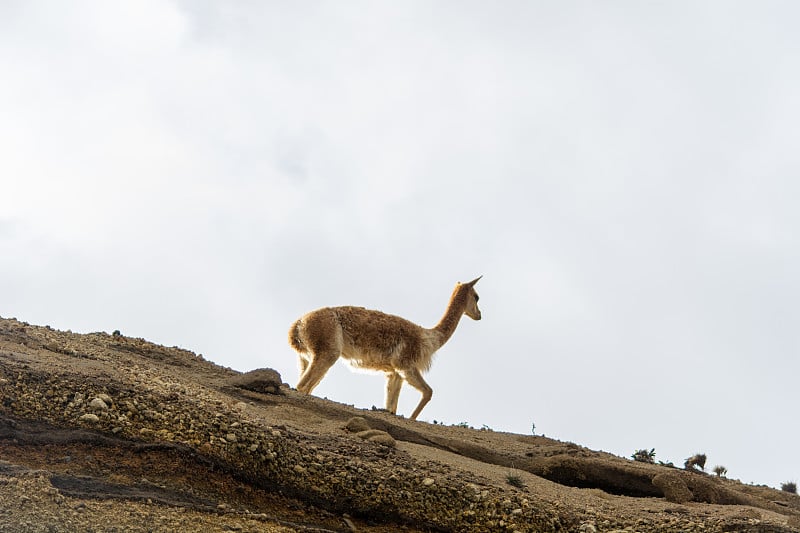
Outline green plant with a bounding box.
[713,465,727,477]
[631,448,656,464]
[781,482,797,494]
[506,472,525,488]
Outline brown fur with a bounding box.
[288,277,482,420]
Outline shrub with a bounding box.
[506,472,525,488]
[631,448,656,464]
[684,453,707,471]
[713,465,727,477]
[781,482,797,494]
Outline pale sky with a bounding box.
[2,1,799,490]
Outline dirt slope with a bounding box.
[1,316,799,532]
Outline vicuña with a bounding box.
[288,276,482,420]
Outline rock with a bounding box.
[79,413,100,423]
[96,393,113,405]
[367,433,396,447]
[355,429,396,447]
[422,477,435,487]
[227,368,283,394]
[652,472,693,504]
[89,398,108,411]
[345,417,371,433]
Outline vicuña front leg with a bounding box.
[402,368,433,421]
[385,372,403,414]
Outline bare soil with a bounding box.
[1,316,799,532]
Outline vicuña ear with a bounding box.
[467,275,482,287]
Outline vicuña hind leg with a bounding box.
[385,371,403,414]
[402,368,432,421]
[298,355,310,377]
[296,352,338,394]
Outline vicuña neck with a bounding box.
[431,286,466,348]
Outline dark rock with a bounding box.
[227,368,283,394]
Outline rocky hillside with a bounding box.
[1,316,799,532]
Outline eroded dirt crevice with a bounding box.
[48,474,219,509]
[531,457,661,497]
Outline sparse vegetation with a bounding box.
[631,448,656,464]
[713,465,727,478]
[781,482,797,494]
[455,421,471,428]
[506,472,525,489]
[685,453,707,471]
[531,422,536,435]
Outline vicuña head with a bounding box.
[288,276,482,420]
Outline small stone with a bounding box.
[248,444,259,452]
[96,393,113,405]
[79,413,100,423]
[226,433,237,443]
[366,432,396,447]
[293,465,307,475]
[355,429,396,447]
[227,368,283,394]
[89,398,108,411]
[345,417,371,433]
[422,477,435,487]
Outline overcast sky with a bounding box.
[2,1,799,490]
